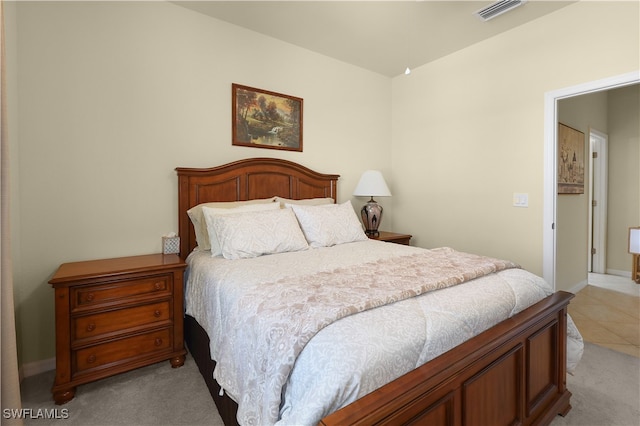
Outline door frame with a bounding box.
[543,71,639,289]
[588,128,608,274]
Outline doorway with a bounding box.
[543,71,640,289]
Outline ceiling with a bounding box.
[173,1,574,77]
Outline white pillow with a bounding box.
[211,208,309,260]
[202,202,280,255]
[289,200,368,248]
[274,196,334,208]
[187,198,277,250]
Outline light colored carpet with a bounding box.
[550,342,639,426]
[20,356,223,426]
[20,342,639,426]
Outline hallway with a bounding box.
[568,274,640,358]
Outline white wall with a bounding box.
[391,1,639,285]
[11,1,391,365]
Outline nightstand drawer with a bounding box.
[71,276,171,311]
[73,301,171,342]
[74,328,172,374]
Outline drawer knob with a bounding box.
[153,310,162,318]
[86,323,96,332]
[87,354,96,364]
[154,282,163,290]
[154,338,163,346]
[85,293,95,302]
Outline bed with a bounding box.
[176,157,582,426]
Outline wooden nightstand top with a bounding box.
[368,231,412,245]
[49,253,186,286]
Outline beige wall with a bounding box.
[608,85,640,272]
[391,1,639,283]
[557,91,608,289]
[7,1,640,367]
[9,1,391,365]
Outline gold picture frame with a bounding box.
[232,84,303,152]
[558,123,585,194]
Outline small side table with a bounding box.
[49,253,187,404]
[368,231,412,246]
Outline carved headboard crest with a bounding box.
[176,157,339,257]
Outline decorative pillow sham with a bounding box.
[210,208,309,260]
[274,196,334,208]
[200,202,279,254]
[288,200,368,248]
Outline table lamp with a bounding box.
[629,227,640,284]
[353,170,391,236]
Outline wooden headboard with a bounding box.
[176,157,340,258]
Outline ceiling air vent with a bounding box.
[474,0,527,21]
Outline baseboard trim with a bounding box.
[20,357,55,381]
[605,269,632,278]
[589,272,639,297]
[566,279,588,295]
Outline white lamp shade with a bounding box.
[353,170,392,197]
[629,227,640,254]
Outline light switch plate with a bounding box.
[513,193,529,207]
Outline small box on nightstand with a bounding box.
[162,236,180,254]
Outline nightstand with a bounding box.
[368,231,412,246]
[49,253,187,405]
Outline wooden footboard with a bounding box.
[185,291,572,426]
[320,291,573,426]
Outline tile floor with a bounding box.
[569,275,640,358]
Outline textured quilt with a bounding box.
[185,241,582,426]
[218,247,518,424]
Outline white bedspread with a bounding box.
[185,240,583,426]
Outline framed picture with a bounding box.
[558,123,585,194]
[232,84,303,152]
